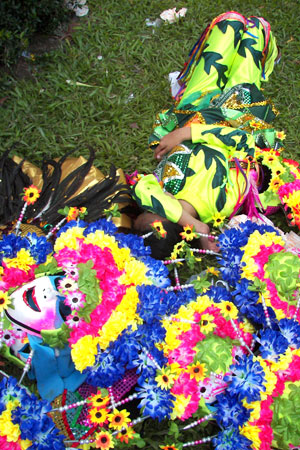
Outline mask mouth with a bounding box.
[23,286,41,312]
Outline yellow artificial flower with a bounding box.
[54,226,85,251]
[240,424,261,449]
[20,439,32,450]
[4,249,35,272]
[71,335,99,372]
[155,367,177,390]
[218,301,238,320]
[95,430,114,449]
[23,185,40,205]
[190,295,213,314]
[206,266,219,277]
[160,445,179,450]
[269,176,284,193]
[187,362,207,382]
[170,241,185,260]
[116,426,135,443]
[180,224,198,241]
[151,220,167,238]
[199,313,216,334]
[242,399,261,422]
[0,291,10,312]
[119,259,149,286]
[249,120,263,130]
[108,409,131,430]
[88,392,110,409]
[276,130,286,140]
[89,407,109,425]
[212,212,226,228]
[0,401,21,442]
[170,394,191,420]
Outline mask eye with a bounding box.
[23,287,41,312]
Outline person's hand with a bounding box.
[154,127,191,160]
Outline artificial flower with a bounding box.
[95,431,114,449]
[212,212,226,228]
[276,130,286,140]
[199,313,216,334]
[23,185,40,205]
[89,407,109,426]
[0,291,10,312]
[150,220,167,239]
[71,335,99,372]
[108,408,131,430]
[155,367,176,390]
[88,392,110,409]
[180,225,198,241]
[187,362,207,381]
[218,301,238,320]
[116,426,135,443]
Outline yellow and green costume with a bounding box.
[133,12,281,224]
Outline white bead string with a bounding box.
[15,203,28,236]
[293,292,300,319]
[181,413,214,430]
[0,312,4,350]
[261,294,272,328]
[45,217,66,239]
[182,435,216,447]
[230,319,254,356]
[18,349,34,385]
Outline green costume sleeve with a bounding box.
[132,175,183,223]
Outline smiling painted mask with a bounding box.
[5,275,70,337]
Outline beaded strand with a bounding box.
[182,413,214,430]
[261,294,272,328]
[18,349,34,385]
[45,217,66,240]
[0,312,4,350]
[15,203,28,236]
[182,435,215,447]
[230,318,254,355]
[293,293,300,320]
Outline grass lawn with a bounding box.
[0,0,299,177]
[0,1,299,449]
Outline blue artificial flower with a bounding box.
[115,233,151,257]
[136,380,175,420]
[218,250,243,283]
[0,233,30,261]
[206,284,233,304]
[111,329,142,365]
[259,329,289,359]
[85,350,125,387]
[137,285,168,322]
[0,376,28,414]
[56,219,87,237]
[25,233,53,264]
[82,218,117,236]
[225,354,266,402]
[215,392,251,428]
[218,227,247,253]
[278,318,300,348]
[135,322,167,348]
[213,426,252,450]
[231,279,260,321]
[140,255,170,288]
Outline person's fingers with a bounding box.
[155,147,170,159]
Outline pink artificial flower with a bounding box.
[0,436,22,450]
[64,290,86,310]
[1,265,36,290]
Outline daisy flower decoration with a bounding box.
[23,184,41,205]
[150,220,167,239]
[180,224,198,241]
[276,130,286,141]
[0,290,10,313]
[212,212,226,228]
[249,119,263,130]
